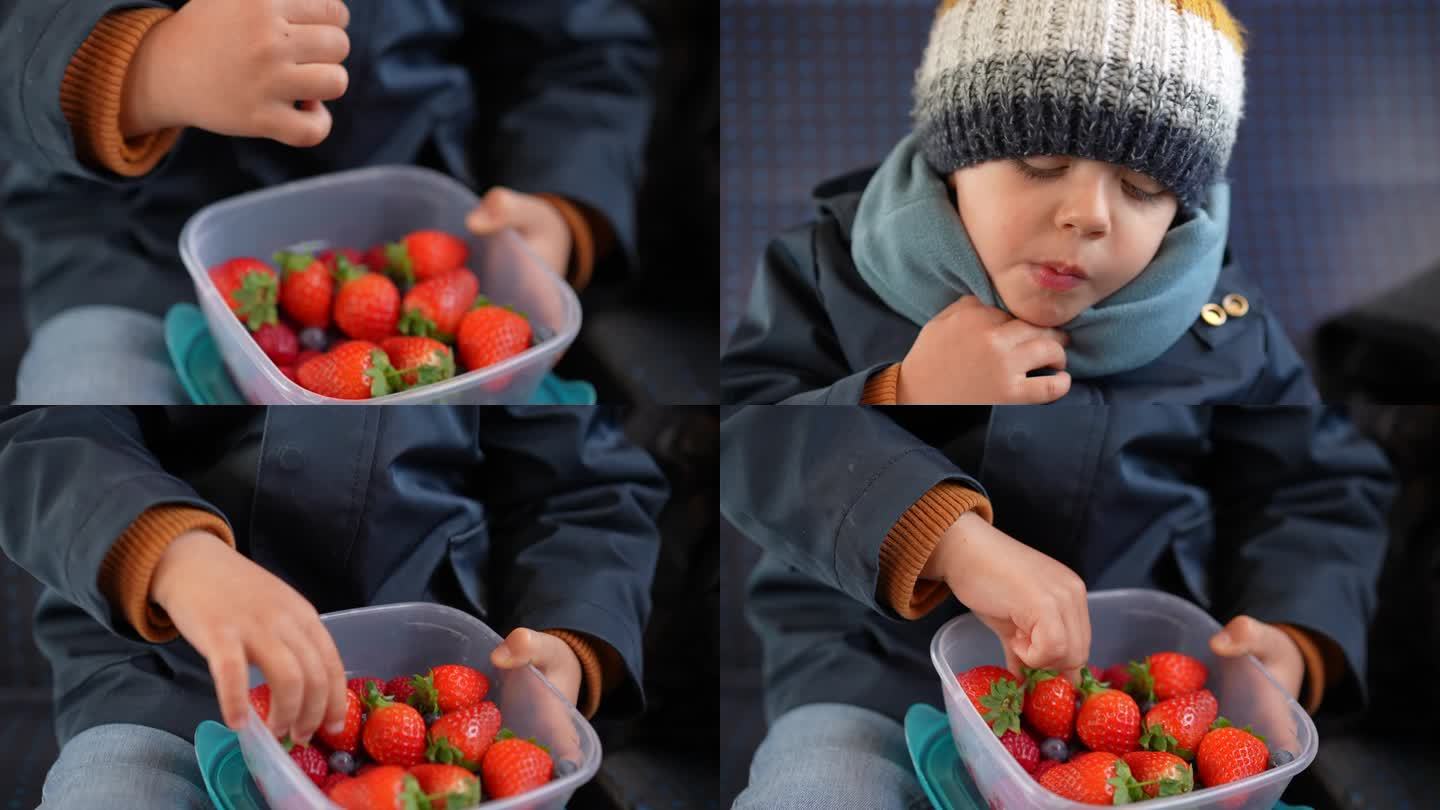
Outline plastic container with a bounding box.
[930,588,1318,810]
[178,166,582,404]
[237,602,600,810]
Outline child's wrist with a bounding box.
[119,15,182,138]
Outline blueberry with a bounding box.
[1074,696,1084,712]
[1139,700,1156,714]
[1269,750,1295,767]
[328,750,356,775]
[425,711,443,725]
[555,760,578,776]
[1040,737,1070,762]
[299,327,329,352]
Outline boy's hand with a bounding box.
[150,530,349,745]
[121,0,351,147]
[465,188,573,279]
[924,511,1091,682]
[490,628,582,707]
[896,295,1071,404]
[1209,616,1304,699]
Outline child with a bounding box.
[0,0,655,403]
[0,405,667,807]
[721,404,1394,807]
[723,0,1314,407]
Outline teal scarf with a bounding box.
[851,134,1229,379]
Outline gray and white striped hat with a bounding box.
[913,0,1247,206]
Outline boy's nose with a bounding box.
[1055,180,1111,238]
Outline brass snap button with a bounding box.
[1222,293,1250,318]
[1200,303,1227,326]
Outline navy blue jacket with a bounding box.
[723,169,1320,406]
[0,406,667,746]
[721,405,1394,726]
[0,0,656,330]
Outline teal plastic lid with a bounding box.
[902,704,1312,810]
[163,303,596,405]
[194,721,270,810]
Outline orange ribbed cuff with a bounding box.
[98,505,235,643]
[535,194,616,294]
[1274,624,1342,714]
[877,482,994,619]
[543,628,621,720]
[59,7,181,177]
[862,363,902,405]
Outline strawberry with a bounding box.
[252,321,299,366]
[955,665,1023,737]
[286,741,330,788]
[1140,688,1218,759]
[386,675,418,706]
[326,765,429,810]
[333,257,401,342]
[455,299,531,372]
[1037,751,1142,805]
[379,337,455,390]
[385,230,469,285]
[361,684,428,767]
[209,257,279,331]
[1195,722,1269,787]
[1127,651,1207,703]
[1075,668,1141,755]
[320,772,352,792]
[397,269,480,341]
[315,688,364,755]
[481,730,553,799]
[426,700,503,768]
[1100,663,1132,693]
[410,664,489,715]
[999,728,1040,774]
[1122,750,1194,797]
[275,251,335,330]
[297,341,395,400]
[317,247,365,274]
[249,684,272,724]
[1022,667,1077,743]
[348,677,387,700]
[1032,758,1062,780]
[407,764,481,810]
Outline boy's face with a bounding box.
[949,157,1179,328]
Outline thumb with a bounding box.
[491,627,537,669]
[1211,615,1263,657]
[466,187,518,235]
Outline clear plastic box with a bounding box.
[178,166,581,404]
[237,602,600,810]
[930,588,1318,810]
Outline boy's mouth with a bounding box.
[1027,261,1088,292]
[1034,261,1088,279]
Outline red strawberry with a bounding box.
[347,677,387,700]
[1022,667,1077,743]
[252,321,299,366]
[320,772,352,792]
[333,258,401,342]
[385,675,418,705]
[326,765,429,810]
[296,341,395,400]
[1075,668,1141,755]
[275,251,335,330]
[249,684,272,724]
[407,763,481,810]
[1195,723,1269,787]
[315,688,364,755]
[317,247,365,274]
[426,700,503,768]
[287,742,330,788]
[455,299,532,371]
[1032,758,1062,781]
[397,269,479,341]
[1037,751,1142,805]
[385,230,469,285]
[363,244,391,276]
[209,257,279,330]
[410,664,489,715]
[1140,688,1219,758]
[1122,750,1194,797]
[481,730,554,799]
[1128,651,1207,703]
[379,336,455,390]
[361,686,428,767]
[955,666,1023,737]
[1100,663,1132,692]
[999,728,1040,774]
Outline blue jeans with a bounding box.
[735,703,932,810]
[39,723,211,809]
[15,306,188,404]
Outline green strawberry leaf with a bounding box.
[1125,659,1156,703]
[385,242,415,286]
[365,350,395,398]
[1139,723,1178,753]
[398,775,430,810]
[1078,667,1110,698]
[234,272,279,331]
[398,307,441,339]
[1022,667,1058,692]
[1175,746,1194,761]
[1160,763,1194,795]
[469,294,492,311]
[1211,717,1233,730]
[425,735,479,770]
[978,679,1024,738]
[410,673,439,715]
[334,254,367,283]
[273,250,316,275]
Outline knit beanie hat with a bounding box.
[912,0,1246,207]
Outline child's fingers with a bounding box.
[1210,615,1270,659]
[283,623,331,745]
[284,0,351,28]
[1016,370,1071,404]
[280,63,349,103]
[303,621,350,735]
[251,641,306,738]
[205,638,253,731]
[1015,337,1067,373]
[288,23,351,65]
[492,627,536,669]
[264,101,333,148]
[467,188,522,235]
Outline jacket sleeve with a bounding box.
[1247,309,1325,405]
[723,227,888,404]
[1206,405,1395,711]
[0,406,233,642]
[476,406,668,721]
[721,405,991,620]
[0,0,180,182]
[463,0,657,268]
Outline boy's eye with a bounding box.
[1019,156,1069,171]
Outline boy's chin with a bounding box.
[1008,300,1084,329]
